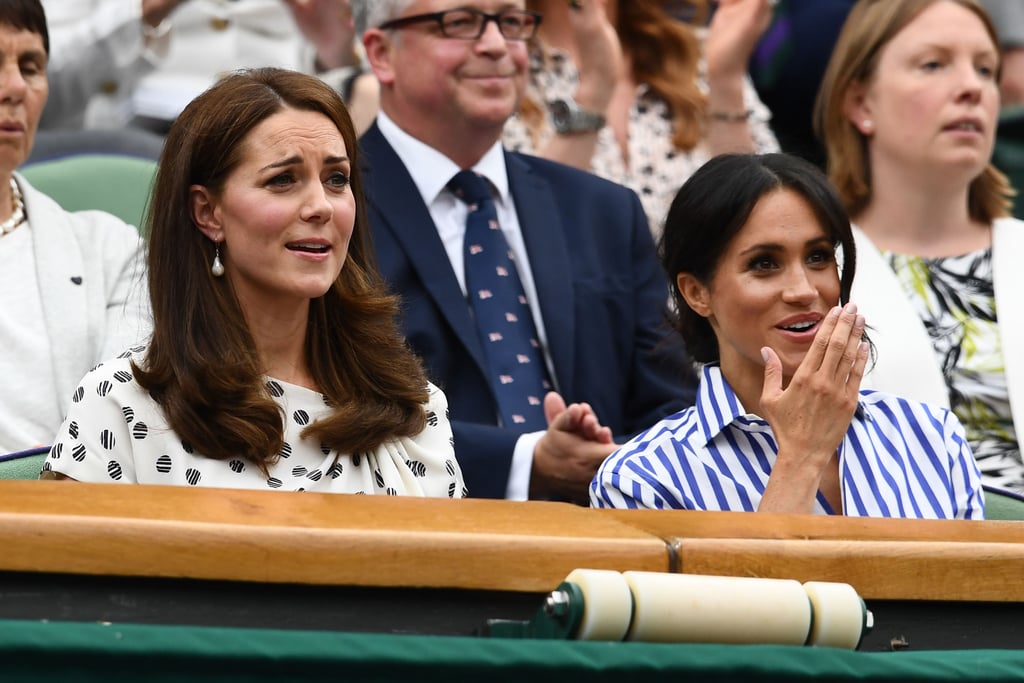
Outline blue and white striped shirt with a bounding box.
[591,365,984,519]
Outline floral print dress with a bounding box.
[502,45,779,239]
[886,246,1022,492]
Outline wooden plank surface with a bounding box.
[675,538,1024,601]
[4,481,1024,601]
[601,508,1024,544]
[0,480,667,591]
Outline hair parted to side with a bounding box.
[814,0,1012,222]
[351,0,415,36]
[660,153,858,364]
[0,0,49,55]
[136,67,428,470]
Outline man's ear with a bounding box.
[189,184,223,243]
[677,272,712,318]
[362,29,396,86]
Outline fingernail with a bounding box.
[858,341,869,355]
[844,302,857,314]
[761,347,771,362]
[830,306,841,317]
[855,314,865,329]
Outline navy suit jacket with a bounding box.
[359,123,697,498]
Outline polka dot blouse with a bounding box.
[44,350,467,498]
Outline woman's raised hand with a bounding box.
[568,0,623,112]
[705,0,774,81]
[757,303,869,513]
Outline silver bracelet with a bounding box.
[708,109,753,123]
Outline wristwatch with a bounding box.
[549,97,606,135]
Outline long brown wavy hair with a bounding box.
[136,67,428,470]
[814,0,1012,221]
[618,0,708,150]
[521,0,708,151]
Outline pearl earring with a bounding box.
[862,119,873,132]
[211,242,225,277]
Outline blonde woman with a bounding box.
[816,0,1023,491]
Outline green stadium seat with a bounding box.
[20,153,157,233]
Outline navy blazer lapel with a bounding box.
[360,125,487,369]
[506,152,575,394]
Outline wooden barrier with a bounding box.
[673,537,1024,601]
[3,480,1024,596]
[0,480,666,592]
[601,507,1024,544]
[599,507,1024,601]
[2,479,1024,650]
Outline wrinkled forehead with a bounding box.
[399,0,526,16]
[240,109,347,160]
[0,22,46,49]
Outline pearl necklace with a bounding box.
[0,178,24,235]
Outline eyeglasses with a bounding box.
[378,8,542,41]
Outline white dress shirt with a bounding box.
[377,112,550,500]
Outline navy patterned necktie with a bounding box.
[448,170,551,431]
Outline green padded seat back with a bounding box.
[982,485,1024,521]
[0,447,49,480]
[20,154,157,234]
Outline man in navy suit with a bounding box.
[353,0,696,502]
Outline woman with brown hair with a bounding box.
[816,0,1023,491]
[43,67,466,497]
[503,0,779,236]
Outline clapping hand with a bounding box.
[567,0,623,112]
[283,0,360,70]
[531,391,616,504]
[705,0,774,81]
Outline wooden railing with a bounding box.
[2,480,1022,600]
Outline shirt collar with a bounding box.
[694,364,750,446]
[376,112,510,205]
[694,364,870,447]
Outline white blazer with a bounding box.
[852,219,1024,441]
[18,173,151,417]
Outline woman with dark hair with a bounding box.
[591,153,983,518]
[43,67,465,497]
[816,0,1024,493]
[0,0,148,455]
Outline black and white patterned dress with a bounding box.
[44,351,466,498]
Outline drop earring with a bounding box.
[211,241,225,277]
